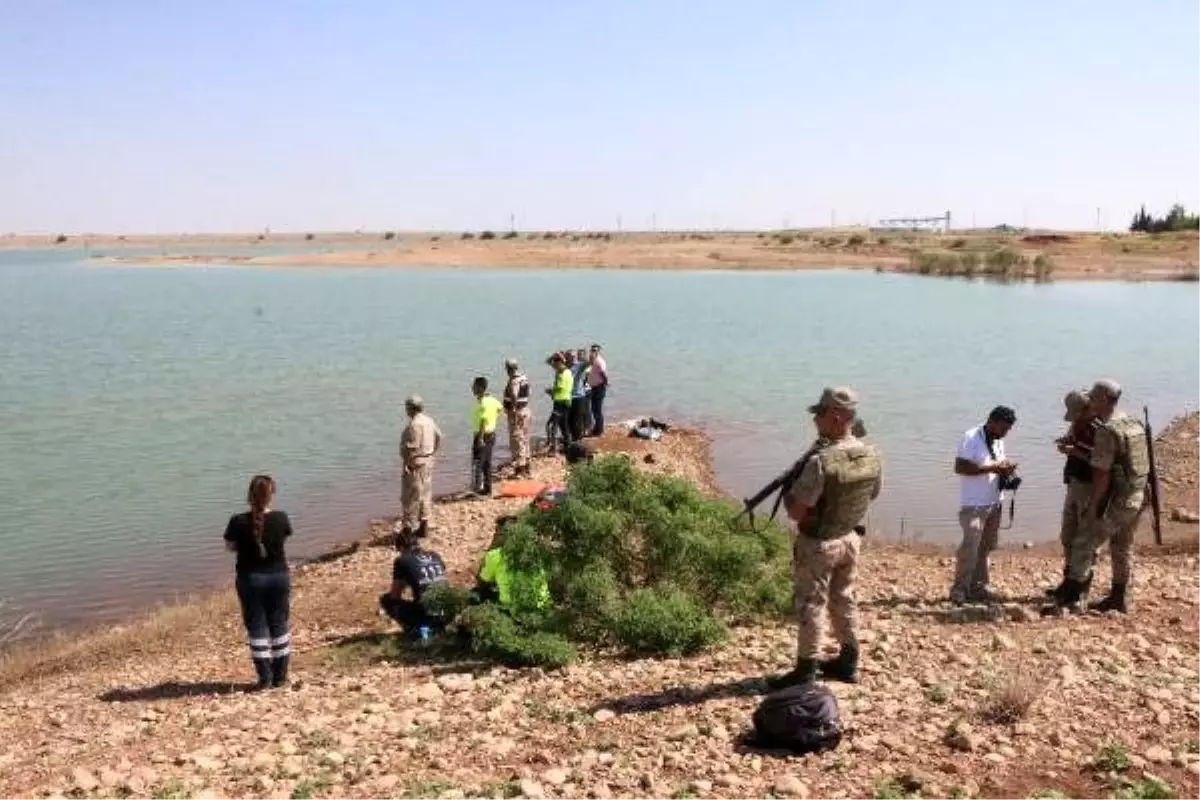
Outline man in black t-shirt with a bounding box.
[379,530,449,634]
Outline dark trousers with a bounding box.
[569,397,589,443]
[551,401,572,449]
[589,384,607,436]
[472,432,496,494]
[235,570,291,686]
[379,593,443,634]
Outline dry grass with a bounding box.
[0,592,235,689]
[980,666,1043,724]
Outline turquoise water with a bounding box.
[1,250,1196,633]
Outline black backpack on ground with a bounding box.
[748,682,842,754]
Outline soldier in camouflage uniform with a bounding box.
[1046,388,1101,600]
[503,359,533,477]
[768,386,882,689]
[1055,379,1148,613]
[399,395,442,539]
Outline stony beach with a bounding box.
[0,415,1196,800]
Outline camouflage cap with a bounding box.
[807,386,859,415]
[405,394,424,410]
[1063,389,1090,421]
[1090,378,1122,400]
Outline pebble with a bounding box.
[71,768,99,792]
[983,752,1006,764]
[690,779,713,794]
[592,709,615,723]
[416,682,445,702]
[991,633,1016,651]
[541,768,569,787]
[321,751,346,767]
[773,774,809,798]
[1144,746,1171,764]
[667,723,700,741]
[519,778,546,799]
[280,755,304,777]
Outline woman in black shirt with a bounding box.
[224,474,293,690]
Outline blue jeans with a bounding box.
[589,384,607,435]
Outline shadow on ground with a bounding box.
[99,681,258,702]
[591,676,767,716]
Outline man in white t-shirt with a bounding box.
[950,406,1018,604]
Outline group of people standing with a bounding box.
[766,377,1152,690]
[545,345,609,451]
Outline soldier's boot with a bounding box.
[818,643,859,684]
[1041,577,1086,616]
[1046,569,1092,601]
[1090,582,1127,614]
[765,659,817,691]
[271,655,290,688]
[1044,564,1070,599]
[417,520,429,540]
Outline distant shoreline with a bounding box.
[6,228,1198,282]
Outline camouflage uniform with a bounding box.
[785,431,882,663]
[400,407,442,534]
[503,363,532,474]
[1067,410,1147,587]
[1055,390,1099,592]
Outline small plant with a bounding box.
[1115,778,1176,799]
[150,778,191,800]
[1027,790,1068,799]
[430,235,440,242]
[949,237,967,249]
[873,776,920,799]
[543,231,557,239]
[479,230,496,240]
[612,587,726,655]
[405,779,453,799]
[461,232,475,240]
[54,234,68,244]
[383,231,395,240]
[291,780,315,800]
[482,780,522,798]
[304,233,315,241]
[502,230,518,239]
[1095,741,1132,773]
[526,232,539,239]
[1032,254,1055,282]
[777,234,795,245]
[924,683,950,704]
[302,729,337,750]
[980,672,1041,723]
[846,233,865,247]
[671,785,698,800]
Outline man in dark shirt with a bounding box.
[379,530,449,635]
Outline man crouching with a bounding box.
[768,386,882,689]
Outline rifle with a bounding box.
[734,419,869,531]
[734,446,820,529]
[1144,406,1163,545]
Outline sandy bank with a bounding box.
[0,415,1196,799]
[24,229,1197,282]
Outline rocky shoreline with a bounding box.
[0,417,1196,799]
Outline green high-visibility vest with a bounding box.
[479,548,550,611]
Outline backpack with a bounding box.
[749,683,843,754]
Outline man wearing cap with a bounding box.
[503,359,533,477]
[400,395,443,539]
[768,386,882,689]
[950,405,1019,604]
[1058,379,1149,613]
[1047,389,1100,600]
[587,344,609,437]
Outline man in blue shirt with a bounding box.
[380,529,449,635]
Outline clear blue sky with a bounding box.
[3,0,1197,233]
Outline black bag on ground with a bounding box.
[749,683,842,753]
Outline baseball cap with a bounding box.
[1091,378,1122,400]
[1063,389,1090,421]
[505,358,520,371]
[807,386,859,415]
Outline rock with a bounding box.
[690,779,713,794]
[519,778,546,799]
[71,768,99,792]
[773,775,809,798]
[715,774,738,788]
[852,735,880,753]
[1058,664,1078,685]
[1007,605,1039,623]
[321,751,346,767]
[983,752,1006,764]
[487,738,516,756]
[1144,746,1171,764]
[254,776,276,793]
[98,769,122,789]
[416,682,444,702]
[592,709,615,723]
[589,781,614,799]
[436,673,475,693]
[1188,763,1200,777]
[667,724,700,741]
[945,721,981,753]
[991,633,1016,651]
[251,752,276,769]
[1170,507,1199,523]
[1156,711,1171,726]
[281,756,304,777]
[376,775,401,792]
[541,768,569,787]
[193,756,222,772]
[1013,723,1036,737]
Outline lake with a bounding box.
[1,248,1196,635]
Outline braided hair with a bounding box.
[246,474,276,558]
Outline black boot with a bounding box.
[417,520,429,539]
[1044,564,1070,598]
[765,659,817,691]
[819,643,859,684]
[1041,577,1085,616]
[1080,571,1094,597]
[1090,582,1127,613]
[251,658,274,690]
[271,655,290,687]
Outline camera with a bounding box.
[998,474,1022,493]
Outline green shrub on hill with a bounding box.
[447,456,792,667]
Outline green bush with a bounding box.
[54,234,67,244]
[480,230,496,240]
[846,233,865,247]
[1116,778,1175,799]
[444,456,791,666]
[383,231,395,240]
[984,246,1027,279]
[613,587,726,655]
[1032,254,1054,282]
[304,233,315,241]
[461,232,476,240]
[777,234,795,245]
[502,230,519,240]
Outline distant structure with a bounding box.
[875,211,952,233]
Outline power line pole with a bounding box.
[1096,207,1102,232]
[509,212,515,233]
